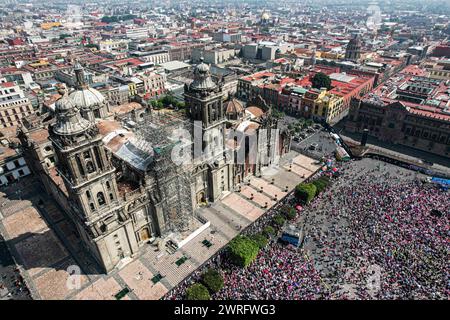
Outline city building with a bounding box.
[0,138,31,186]
[345,67,450,158]
[0,77,34,129]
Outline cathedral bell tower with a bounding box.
[185,59,233,204]
[184,58,226,162]
[74,61,87,89]
[49,88,137,272]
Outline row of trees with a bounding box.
[186,268,224,300]
[101,14,137,23]
[226,203,299,268]
[295,175,332,204]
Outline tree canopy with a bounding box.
[312,176,331,194]
[201,269,224,293]
[227,236,260,268]
[150,94,185,110]
[272,214,286,228]
[312,72,332,90]
[186,283,211,300]
[251,233,269,249]
[295,183,317,204]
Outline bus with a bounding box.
[335,146,351,161]
[429,177,450,191]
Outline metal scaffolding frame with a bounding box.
[134,111,194,233]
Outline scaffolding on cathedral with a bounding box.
[134,110,194,233]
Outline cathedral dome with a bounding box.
[55,90,76,113]
[53,89,91,136]
[189,58,217,91]
[69,87,106,111]
[225,99,244,115]
[196,61,210,74]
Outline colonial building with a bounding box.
[18,60,291,273]
[0,76,35,129]
[345,71,450,158]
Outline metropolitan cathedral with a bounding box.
[18,60,290,272]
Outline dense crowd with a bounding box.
[165,159,449,300]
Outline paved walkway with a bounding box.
[0,152,320,300]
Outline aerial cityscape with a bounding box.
[0,0,449,305]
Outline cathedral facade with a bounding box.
[18,60,290,273]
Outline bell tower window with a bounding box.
[97,192,106,206]
[86,160,95,173]
[76,155,85,176]
[94,148,103,171]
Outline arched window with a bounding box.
[106,181,111,190]
[89,203,95,211]
[86,160,95,174]
[97,192,106,206]
[109,193,114,201]
[86,190,91,200]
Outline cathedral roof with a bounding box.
[69,60,107,111]
[53,89,91,136]
[69,87,106,110]
[246,106,265,118]
[224,98,244,115]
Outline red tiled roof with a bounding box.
[0,82,16,88]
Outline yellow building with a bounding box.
[128,82,137,96]
[424,60,450,81]
[40,22,61,30]
[429,67,450,81]
[318,51,343,60]
[310,89,344,124]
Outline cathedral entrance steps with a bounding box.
[291,154,322,172]
[219,190,231,200]
[220,192,265,222]
[248,176,287,200]
[211,202,253,226]
[282,162,314,180]
[236,185,276,209]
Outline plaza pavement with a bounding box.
[0,151,320,300]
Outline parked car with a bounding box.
[309,143,319,150]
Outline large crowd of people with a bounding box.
[165,158,449,300]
